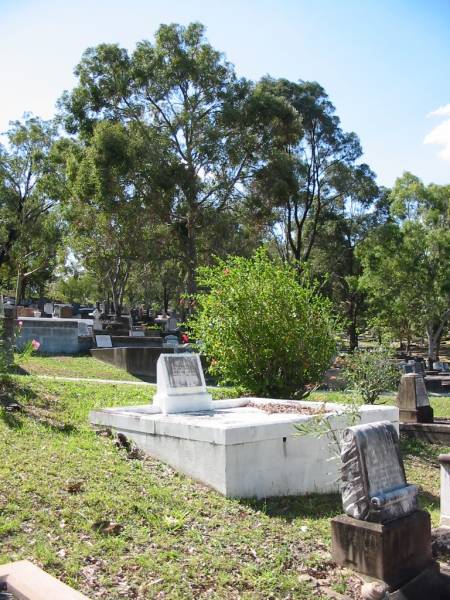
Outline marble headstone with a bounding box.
[153,353,212,414]
[341,420,418,523]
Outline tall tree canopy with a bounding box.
[60,22,300,295]
[0,116,64,298]
[358,172,450,364]
[250,78,377,265]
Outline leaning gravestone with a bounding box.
[332,421,433,591]
[340,421,418,522]
[397,373,433,423]
[153,353,212,414]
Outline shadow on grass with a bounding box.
[0,406,23,429]
[240,492,342,522]
[8,364,30,376]
[401,435,450,458]
[419,490,441,510]
[0,378,76,435]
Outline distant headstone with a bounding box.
[163,334,179,347]
[153,353,212,414]
[433,361,445,372]
[400,360,424,375]
[397,373,433,423]
[43,302,53,316]
[130,330,145,337]
[77,321,90,336]
[165,317,178,332]
[341,420,418,523]
[95,335,113,348]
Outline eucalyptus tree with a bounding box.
[250,78,376,266]
[358,173,450,364]
[0,115,64,274]
[60,22,299,294]
[63,120,166,315]
[0,115,64,296]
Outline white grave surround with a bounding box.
[439,455,450,528]
[153,354,212,414]
[90,378,399,498]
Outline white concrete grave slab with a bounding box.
[95,334,112,348]
[90,398,399,498]
[153,353,212,414]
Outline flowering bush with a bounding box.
[189,251,339,398]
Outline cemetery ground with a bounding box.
[0,357,449,599]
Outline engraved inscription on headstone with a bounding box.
[341,421,418,523]
[154,353,212,414]
[164,355,202,388]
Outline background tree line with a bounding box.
[0,22,448,363]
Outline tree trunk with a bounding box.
[185,216,198,297]
[426,328,439,368]
[15,270,24,306]
[348,321,358,352]
[163,283,169,314]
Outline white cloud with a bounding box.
[424,104,450,162]
[427,104,450,118]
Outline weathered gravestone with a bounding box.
[331,421,433,591]
[340,421,418,522]
[153,353,212,414]
[397,373,433,423]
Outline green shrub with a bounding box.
[189,251,338,398]
[343,346,400,404]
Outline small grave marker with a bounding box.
[95,334,113,348]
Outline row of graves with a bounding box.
[1,350,450,596]
[397,359,450,445]
[91,313,191,379]
[400,357,450,394]
[7,294,190,379]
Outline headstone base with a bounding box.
[389,563,450,599]
[331,510,433,591]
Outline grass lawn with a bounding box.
[14,354,140,381]
[1,356,449,598]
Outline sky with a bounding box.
[1,0,449,187]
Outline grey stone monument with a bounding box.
[397,373,433,423]
[331,421,434,591]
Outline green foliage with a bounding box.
[358,173,450,360]
[60,23,300,295]
[189,251,338,398]
[343,346,400,404]
[0,116,64,297]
